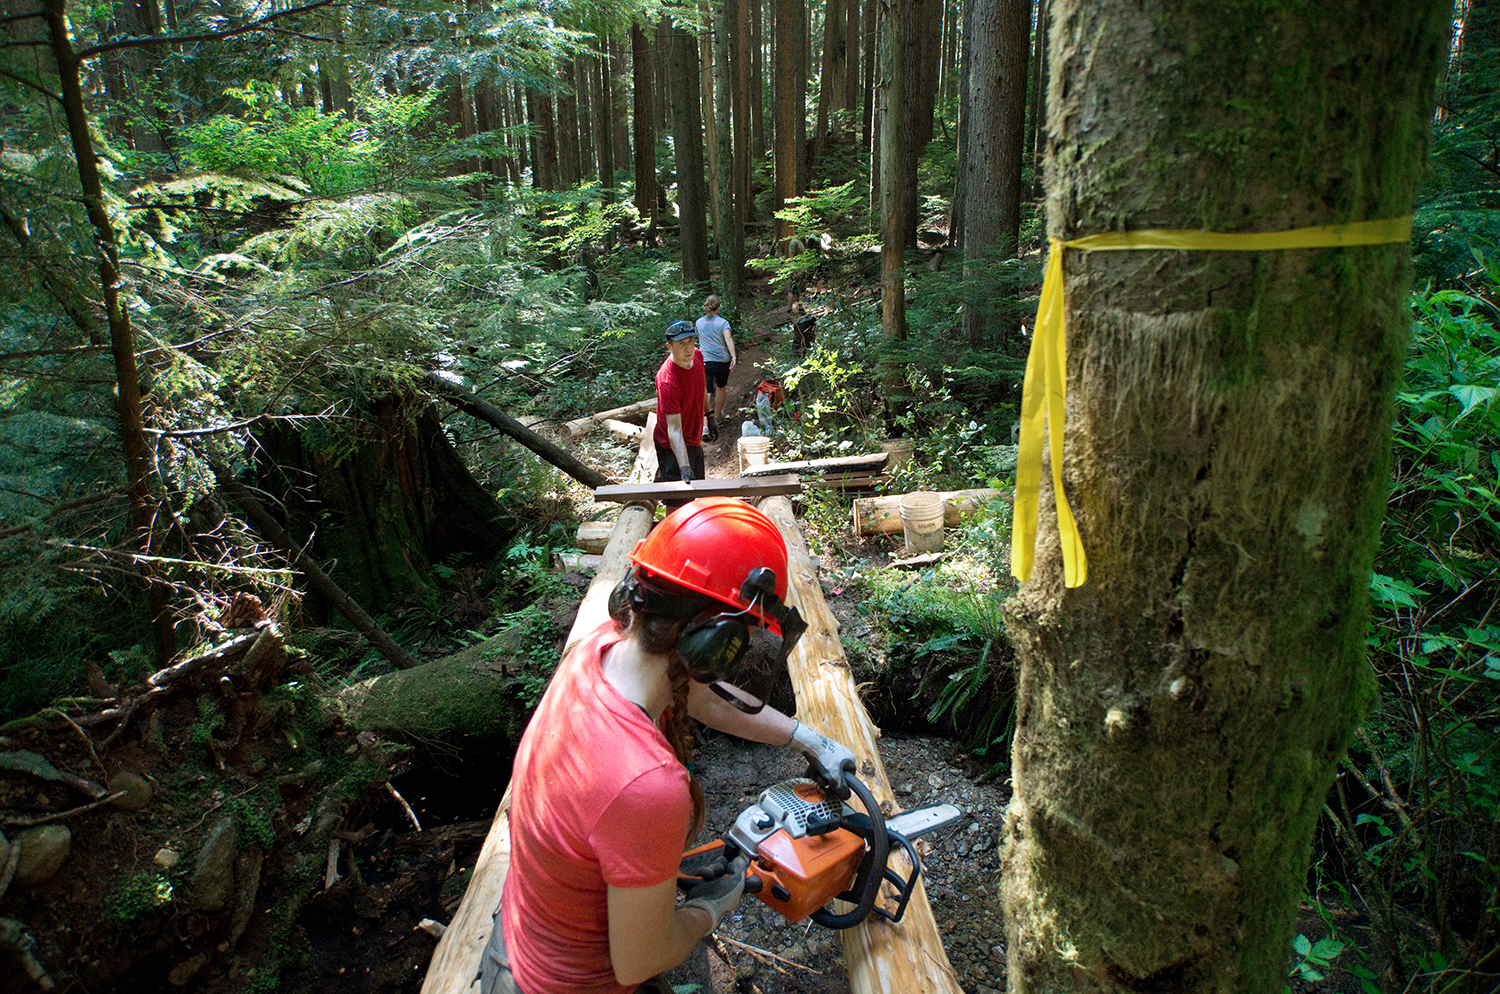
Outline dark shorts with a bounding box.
[704,361,731,389]
[482,914,673,994]
[655,445,705,490]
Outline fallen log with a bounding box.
[759,496,963,994]
[593,475,802,503]
[564,397,658,438]
[423,373,613,489]
[741,451,889,477]
[574,519,614,553]
[599,418,643,439]
[851,488,1010,536]
[421,487,656,994]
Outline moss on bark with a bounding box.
[1000,3,1450,992]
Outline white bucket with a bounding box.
[880,437,914,468]
[898,491,945,553]
[738,435,772,475]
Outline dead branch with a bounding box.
[0,790,125,828]
[0,918,55,990]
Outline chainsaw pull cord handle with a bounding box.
[810,773,889,930]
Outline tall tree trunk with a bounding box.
[1021,0,1045,196]
[632,23,659,239]
[959,0,1026,348]
[774,0,801,246]
[655,15,672,134]
[735,0,755,223]
[879,0,907,344]
[703,9,722,246]
[949,0,975,252]
[795,0,809,194]
[44,0,174,663]
[1000,4,1448,994]
[844,0,862,125]
[861,0,877,146]
[715,0,746,310]
[533,92,559,190]
[814,0,844,166]
[1029,0,1049,198]
[514,84,531,182]
[575,55,595,181]
[609,36,631,185]
[556,61,580,188]
[670,23,711,287]
[595,51,616,202]
[752,0,767,156]
[868,0,883,227]
[900,0,940,245]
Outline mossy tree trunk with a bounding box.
[258,389,514,614]
[1000,4,1449,994]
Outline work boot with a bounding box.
[705,414,718,442]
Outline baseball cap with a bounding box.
[665,320,697,341]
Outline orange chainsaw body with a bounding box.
[748,825,866,921]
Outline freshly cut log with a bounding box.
[564,397,658,437]
[757,496,963,994]
[851,488,1010,535]
[741,451,889,476]
[575,519,614,553]
[420,503,654,994]
[593,475,802,503]
[600,418,643,439]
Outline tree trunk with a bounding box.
[45,0,175,663]
[1022,0,1045,196]
[795,0,809,194]
[575,55,595,181]
[948,0,974,252]
[631,23,658,237]
[879,0,907,345]
[1029,0,1049,198]
[715,0,746,311]
[533,92,559,190]
[595,52,616,202]
[556,61,580,189]
[1000,4,1448,994]
[959,0,1026,349]
[702,9,722,246]
[669,23,711,287]
[900,0,940,245]
[735,0,755,223]
[655,15,672,134]
[752,0,767,156]
[813,0,844,167]
[860,0,877,146]
[608,36,631,187]
[843,0,861,126]
[774,0,801,246]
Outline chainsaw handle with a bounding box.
[810,773,889,930]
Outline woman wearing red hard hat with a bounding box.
[482,498,856,994]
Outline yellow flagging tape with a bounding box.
[1011,216,1414,588]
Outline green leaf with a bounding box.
[1293,934,1312,957]
[1447,383,1497,417]
[1370,573,1422,608]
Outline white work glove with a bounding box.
[682,853,749,931]
[788,721,856,794]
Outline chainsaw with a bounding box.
[678,772,961,929]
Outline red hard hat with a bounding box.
[630,497,791,633]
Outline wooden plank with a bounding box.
[741,451,889,476]
[592,475,802,503]
[758,496,964,994]
[564,397,658,437]
[851,488,1011,535]
[420,503,655,994]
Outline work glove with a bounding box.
[788,721,857,795]
[682,853,750,932]
[680,464,695,483]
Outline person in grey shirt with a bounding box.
[694,294,737,442]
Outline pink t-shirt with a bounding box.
[653,350,706,448]
[501,622,692,994]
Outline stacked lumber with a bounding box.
[851,488,1010,536]
[758,496,963,994]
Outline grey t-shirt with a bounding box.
[695,314,732,363]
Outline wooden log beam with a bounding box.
[600,418,643,439]
[423,373,613,489]
[593,475,802,503]
[759,496,964,994]
[564,396,658,437]
[741,451,889,476]
[420,501,655,994]
[851,488,1011,535]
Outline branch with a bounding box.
[76,0,342,58]
[0,64,60,102]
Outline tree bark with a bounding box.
[556,60,580,188]
[608,36,631,187]
[669,23,711,287]
[735,0,755,224]
[702,9,722,245]
[959,0,1027,348]
[533,92,559,190]
[879,0,907,345]
[751,0,767,156]
[631,23,658,238]
[594,52,615,201]
[715,0,746,311]
[1000,4,1449,994]
[774,0,801,246]
[575,55,595,181]
[843,0,861,126]
[860,0,877,146]
[813,0,844,166]
[948,0,975,252]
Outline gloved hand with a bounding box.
[682,853,749,932]
[788,721,857,795]
[680,464,695,484]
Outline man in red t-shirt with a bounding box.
[653,321,706,495]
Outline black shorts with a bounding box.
[704,360,731,389]
[654,445,706,508]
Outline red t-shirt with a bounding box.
[653,350,706,448]
[500,622,693,994]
